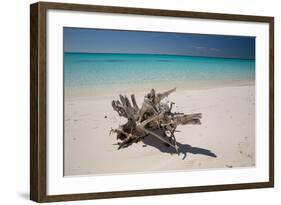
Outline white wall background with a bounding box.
[0,0,279,204]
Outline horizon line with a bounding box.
[64,51,255,60]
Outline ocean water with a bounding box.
[64,52,255,92]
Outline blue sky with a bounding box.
[64,27,255,59]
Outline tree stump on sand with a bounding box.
[110,88,202,153]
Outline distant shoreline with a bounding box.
[64,81,255,100]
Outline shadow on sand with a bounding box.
[142,135,217,160]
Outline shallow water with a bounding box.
[64,52,255,92]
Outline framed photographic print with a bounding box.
[30,1,274,202]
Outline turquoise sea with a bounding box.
[64,52,255,92]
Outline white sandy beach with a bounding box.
[64,85,255,176]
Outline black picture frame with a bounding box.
[30,1,274,202]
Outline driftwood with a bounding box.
[110,88,202,153]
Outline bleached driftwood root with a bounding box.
[110,88,202,153]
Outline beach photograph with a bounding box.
[63,28,255,176]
